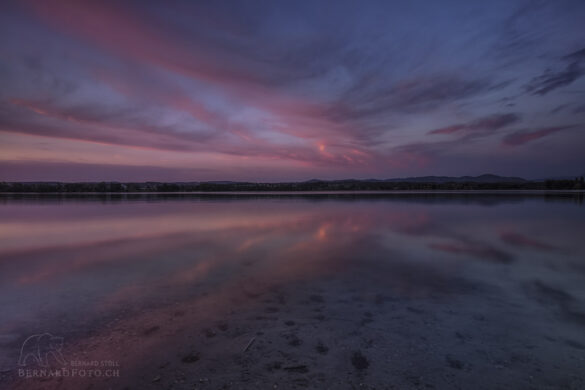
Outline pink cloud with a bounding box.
[20,0,381,170]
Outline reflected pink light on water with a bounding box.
[1,196,584,389]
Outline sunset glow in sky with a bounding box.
[1,0,585,181]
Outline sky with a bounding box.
[1,0,584,182]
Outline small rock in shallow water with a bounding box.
[446,355,464,370]
[181,352,200,363]
[351,351,370,370]
[316,341,329,354]
[143,325,160,336]
[282,365,308,373]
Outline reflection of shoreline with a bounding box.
[1,190,584,206]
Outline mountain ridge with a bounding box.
[304,174,527,184]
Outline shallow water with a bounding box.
[1,193,584,389]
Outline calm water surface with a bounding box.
[0,193,584,389]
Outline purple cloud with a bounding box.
[501,125,575,147]
[428,113,520,136]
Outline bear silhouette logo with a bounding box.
[18,333,67,367]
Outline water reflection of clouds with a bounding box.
[1,196,584,379]
[1,198,582,291]
[500,232,557,251]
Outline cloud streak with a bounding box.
[428,113,520,136]
[501,125,576,147]
[525,48,585,96]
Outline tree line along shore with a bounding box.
[1,178,584,192]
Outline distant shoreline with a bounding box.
[1,177,584,193]
[1,190,585,196]
[2,190,583,207]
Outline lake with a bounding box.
[1,192,584,389]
